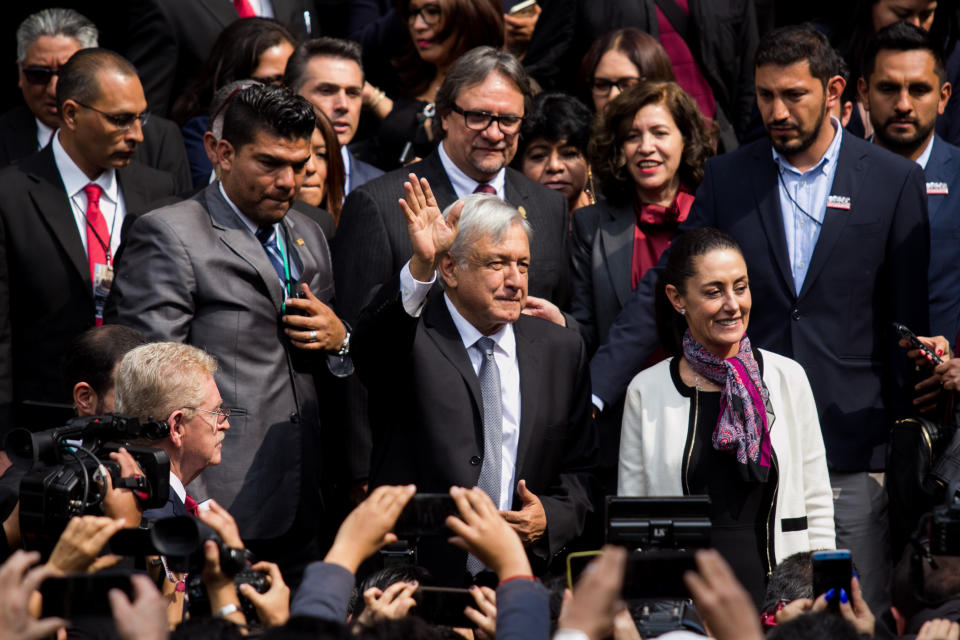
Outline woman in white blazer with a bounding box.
[618,228,835,606]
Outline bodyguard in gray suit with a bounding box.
[106,86,349,576]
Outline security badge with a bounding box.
[826,195,851,210]
[92,263,114,321]
[927,181,949,195]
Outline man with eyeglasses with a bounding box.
[0,8,192,192]
[332,45,572,499]
[0,48,178,442]
[114,342,229,521]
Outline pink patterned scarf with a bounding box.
[682,330,774,482]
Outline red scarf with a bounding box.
[630,188,695,289]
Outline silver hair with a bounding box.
[115,342,218,422]
[16,8,98,61]
[210,79,262,139]
[445,194,532,266]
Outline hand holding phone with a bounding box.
[894,322,944,365]
[811,550,852,611]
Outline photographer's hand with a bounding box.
[103,448,144,527]
[464,585,497,640]
[446,486,531,580]
[283,284,348,352]
[916,618,960,640]
[0,551,66,640]
[356,580,419,626]
[556,545,625,640]
[47,515,126,575]
[200,539,246,626]
[195,499,243,549]
[109,574,168,640]
[325,484,416,574]
[811,576,875,637]
[899,335,951,412]
[238,561,290,627]
[683,549,764,640]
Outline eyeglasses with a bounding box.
[591,76,642,97]
[184,406,231,428]
[75,101,150,130]
[20,65,60,85]
[450,104,524,134]
[407,3,442,25]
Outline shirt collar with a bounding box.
[443,293,516,359]
[169,471,186,503]
[916,135,935,170]
[35,117,55,150]
[438,139,506,199]
[218,181,277,236]
[51,131,119,202]
[771,116,843,176]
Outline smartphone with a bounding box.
[567,549,696,599]
[508,0,538,15]
[811,549,852,610]
[394,493,457,537]
[41,573,133,618]
[413,586,475,628]
[893,322,943,365]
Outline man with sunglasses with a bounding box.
[0,9,192,192]
[114,342,229,521]
[332,46,572,493]
[0,48,177,443]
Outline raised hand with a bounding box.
[398,174,464,281]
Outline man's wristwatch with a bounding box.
[337,330,351,357]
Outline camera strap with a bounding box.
[114,474,150,502]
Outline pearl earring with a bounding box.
[680,309,686,316]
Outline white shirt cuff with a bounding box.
[400,260,436,317]
[553,630,590,640]
[591,394,605,413]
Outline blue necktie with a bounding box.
[467,336,503,575]
[255,226,286,285]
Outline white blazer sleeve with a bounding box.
[618,373,649,496]
[792,367,836,550]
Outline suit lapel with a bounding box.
[924,136,949,225]
[422,294,483,414]
[419,152,458,209]
[116,164,151,216]
[24,148,90,288]
[513,318,541,482]
[203,185,286,310]
[198,0,237,25]
[751,143,795,297]
[599,202,635,306]
[797,137,865,299]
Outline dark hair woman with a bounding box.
[361,0,504,169]
[620,227,836,607]
[174,18,297,189]
[579,27,676,114]
[513,92,595,215]
[298,109,346,232]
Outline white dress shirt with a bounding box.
[340,145,352,195]
[399,261,521,510]
[437,140,506,199]
[239,0,274,16]
[52,132,126,259]
[169,471,186,504]
[35,117,55,150]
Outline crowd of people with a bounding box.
[3,1,960,638]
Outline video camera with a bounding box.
[111,516,269,624]
[602,496,711,638]
[5,415,171,551]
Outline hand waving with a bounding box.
[399,174,464,281]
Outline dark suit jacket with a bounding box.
[346,149,383,193]
[142,487,191,521]
[332,149,571,482]
[923,135,960,346]
[590,134,930,472]
[0,105,192,194]
[124,0,319,117]
[105,183,335,540]
[0,147,178,436]
[570,199,635,356]
[353,278,598,583]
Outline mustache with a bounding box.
[883,115,918,127]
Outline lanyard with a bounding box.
[275,226,294,298]
[71,188,119,264]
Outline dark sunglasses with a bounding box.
[21,65,60,85]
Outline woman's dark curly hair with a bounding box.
[589,81,717,205]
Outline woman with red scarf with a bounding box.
[571,81,715,495]
[618,228,835,608]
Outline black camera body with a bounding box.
[930,479,960,555]
[7,415,171,552]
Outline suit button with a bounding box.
[791,308,800,321]
[469,456,481,466]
